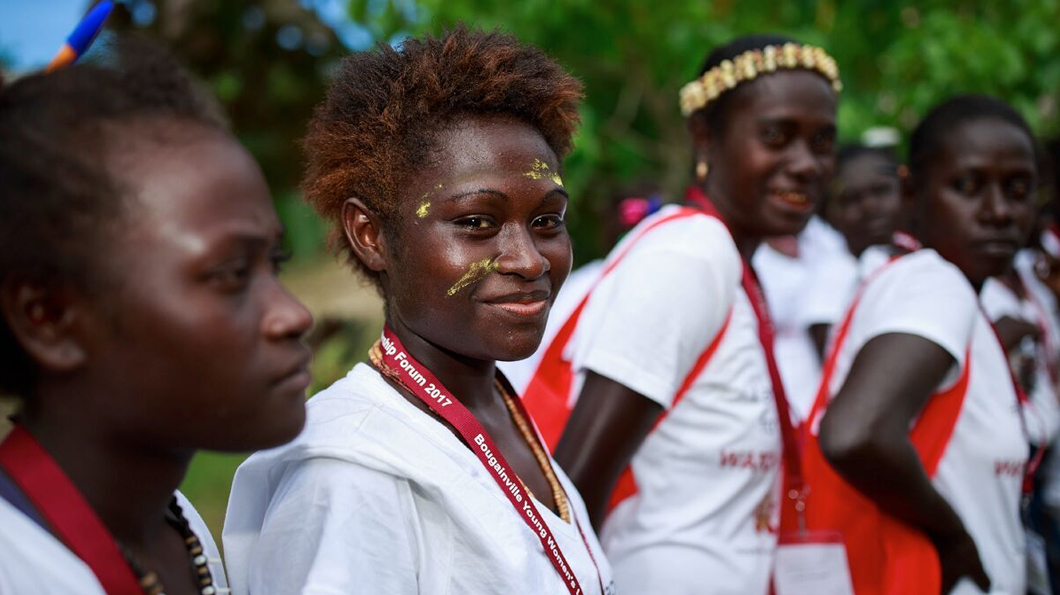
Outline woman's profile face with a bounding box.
[85,125,313,451]
[703,70,837,238]
[917,118,1037,285]
[381,115,572,362]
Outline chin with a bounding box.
[492,330,546,362]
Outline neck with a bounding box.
[385,315,498,411]
[17,391,191,551]
[700,183,760,260]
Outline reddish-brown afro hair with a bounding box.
[301,25,583,285]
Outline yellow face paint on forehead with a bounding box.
[416,196,431,219]
[523,158,563,186]
[446,257,498,297]
[415,184,443,219]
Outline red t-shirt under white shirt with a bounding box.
[570,206,781,595]
[820,249,1027,595]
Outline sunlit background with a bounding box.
[3,0,1059,543]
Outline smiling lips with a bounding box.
[772,189,812,210]
[484,290,550,317]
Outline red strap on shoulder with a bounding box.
[523,205,711,450]
[0,426,143,595]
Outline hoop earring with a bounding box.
[695,160,709,183]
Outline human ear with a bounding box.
[341,197,388,273]
[0,277,88,376]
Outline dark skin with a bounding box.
[827,152,902,258]
[2,123,313,595]
[819,117,1037,593]
[811,152,902,357]
[343,114,573,515]
[555,69,837,529]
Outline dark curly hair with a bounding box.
[301,26,583,286]
[0,37,224,396]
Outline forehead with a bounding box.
[838,153,895,180]
[421,115,558,183]
[939,118,1035,169]
[732,70,837,126]
[107,124,277,245]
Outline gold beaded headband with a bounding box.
[679,43,843,117]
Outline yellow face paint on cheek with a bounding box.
[523,158,563,186]
[446,257,498,297]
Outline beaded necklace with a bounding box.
[118,497,221,595]
[369,342,571,522]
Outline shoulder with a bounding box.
[852,249,978,361]
[602,206,742,291]
[0,496,102,594]
[622,206,739,262]
[234,363,465,490]
[868,249,975,301]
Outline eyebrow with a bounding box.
[445,187,569,202]
[756,116,836,131]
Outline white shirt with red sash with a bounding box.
[570,206,781,595]
[819,249,1027,595]
[223,362,615,595]
[0,491,225,594]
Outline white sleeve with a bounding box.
[854,253,977,367]
[246,458,422,595]
[572,219,741,408]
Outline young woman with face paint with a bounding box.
[806,95,1040,595]
[520,34,839,594]
[0,41,313,595]
[223,28,615,595]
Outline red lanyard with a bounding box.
[685,188,807,516]
[376,326,602,595]
[983,310,1046,496]
[0,425,143,595]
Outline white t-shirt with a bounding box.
[499,260,605,395]
[571,206,780,595]
[0,491,226,594]
[753,216,852,420]
[223,363,614,595]
[821,249,1027,595]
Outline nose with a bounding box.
[787,140,824,181]
[494,223,549,280]
[263,280,314,341]
[980,183,1015,226]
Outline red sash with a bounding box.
[376,327,603,595]
[684,188,806,533]
[0,425,143,595]
[521,205,710,452]
[801,255,970,595]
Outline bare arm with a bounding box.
[553,371,662,530]
[819,332,989,593]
